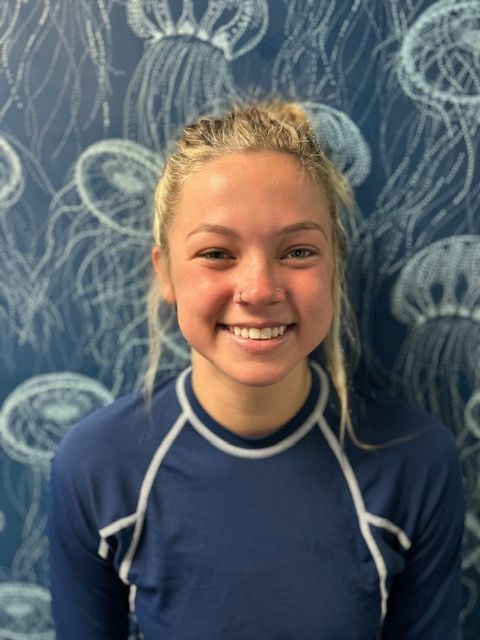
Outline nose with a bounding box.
[235,257,285,305]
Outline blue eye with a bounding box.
[198,250,231,260]
[285,248,316,259]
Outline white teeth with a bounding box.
[228,325,288,340]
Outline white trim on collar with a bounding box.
[175,361,329,459]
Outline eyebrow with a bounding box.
[279,221,328,240]
[185,221,328,241]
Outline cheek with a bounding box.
[179,266,230,301]
[302,271,334,328]
[174,270,228,323]
[302,267,334,301]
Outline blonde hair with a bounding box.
[145,100,361,448]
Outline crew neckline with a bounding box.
[175,361,328,456]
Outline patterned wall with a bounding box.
[0,1,478,637]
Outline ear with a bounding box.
[151,246,176,305]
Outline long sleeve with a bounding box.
[47,442,130,639]
[381,426,465,639]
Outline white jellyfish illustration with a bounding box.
[391,237,480,611]
[397,0,480,205]
[110,313,189,398]
[0,134,24,211]
[358,0,480,284]
[73,138,161,239]
[398,1,480,125]
[458,389,480,617]
[272,0,380,102]
[462,392,480,570]
[302,102,371,188]
[124,0,268,150]
[359,1,480,382]
[465,391,480,442]
[462,391,480,525]
[0,582,53,639]
[0,373,113,586]
[0,373,113,467]
[391,235,480,432]
[39,138,186,393]
[0,134,57,372]
[0,0,115,163]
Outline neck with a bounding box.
[191,357,312,438]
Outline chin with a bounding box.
[221,361,303,389]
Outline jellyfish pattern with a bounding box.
[0,0,479,637]
[0,0,116,172]
[0,374,114,589]
[390,236,480,621]
[0,133,56,373]
[124,0,268,150]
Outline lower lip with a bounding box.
[220,325,294,353]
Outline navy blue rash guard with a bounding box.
[48,362,464,639]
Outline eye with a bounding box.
[197,249,232,260]
[284,247,318,259]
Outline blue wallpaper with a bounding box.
[0,1,478,637]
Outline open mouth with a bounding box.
[220,324,294,341]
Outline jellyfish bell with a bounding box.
[126,0,269,60]
[390,236,480,434]
[126,0,205,42]
[461,28,480,53]
[74,139,162,239]
[391,235,480,326]
[0,373,113,469]
[0,582,53,639]
[302,102,371,187]
[398,1,480,112]
[0,134,24,210]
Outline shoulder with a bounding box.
[339,390,462,495]
[49,372,187,532]
[348,392,458,461]
[51,372,182,484]
[342,393,463,523]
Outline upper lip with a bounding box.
[222,322,292,328]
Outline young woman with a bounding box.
[48,103,464,639]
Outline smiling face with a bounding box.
[152,151,334,392]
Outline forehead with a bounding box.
[173,151,330,230]
[183,151,311,194]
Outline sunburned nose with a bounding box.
[235,263,285,305]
